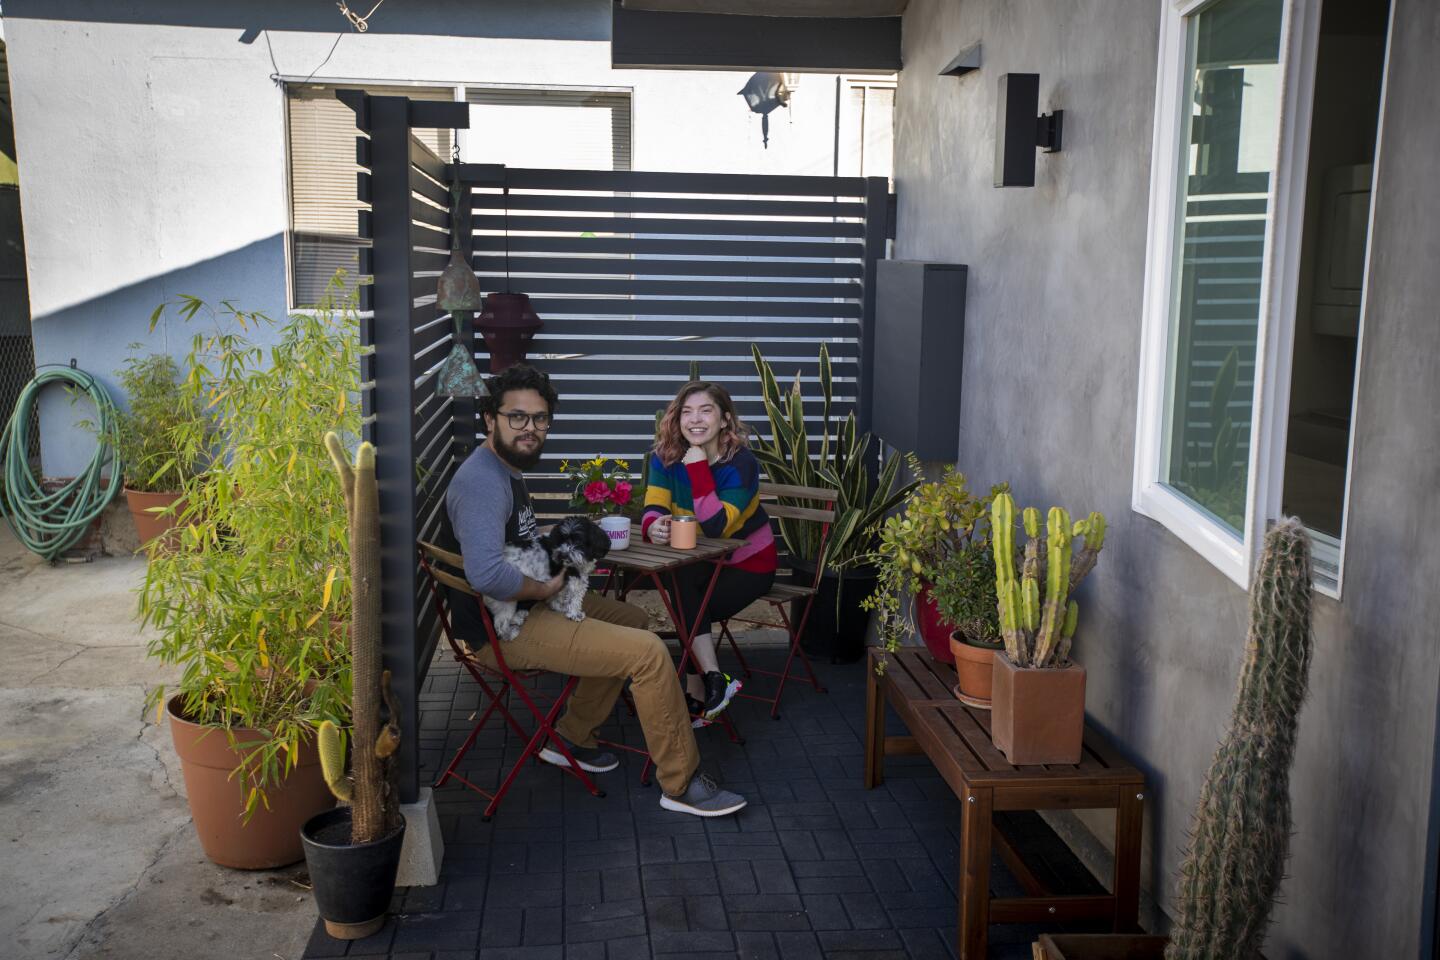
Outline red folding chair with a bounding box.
[417,540,651,820]
[717,482,837,719]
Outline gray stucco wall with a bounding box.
[894,0,1439,957]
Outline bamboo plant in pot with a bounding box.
[988,492,1106,765]
[301,433,406,942]
[88,349,208,552]
[749,344,916,663]
[140,286,359,868]
[861,465,1007,701]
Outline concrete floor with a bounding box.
[0,513,318,960]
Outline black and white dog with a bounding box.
[484,515,612,641]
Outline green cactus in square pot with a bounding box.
[987,492,1106,764]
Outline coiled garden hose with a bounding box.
[0,365,123,561]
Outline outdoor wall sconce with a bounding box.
[435,183,488,398]
[994,73,1063,188]
[738,72,792,149]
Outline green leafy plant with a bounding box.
[139,280,362,817]
[80,349,209,493]
[990,492,1107,668]
[860,462,1007,657]
[749,344,916,572]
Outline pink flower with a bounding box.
[583,481,610,504]
[610,481,633,506]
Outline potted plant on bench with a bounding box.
[987,491,1106,765]
[863,464,1008,703]
[140,284,359,868]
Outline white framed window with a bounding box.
[1135,0,1392,595]
[1134,0,1321,588]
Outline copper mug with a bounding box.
[670,515,698,550]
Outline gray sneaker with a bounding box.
[539,736,619,773]
[659,772,748,817]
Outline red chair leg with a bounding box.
[720,621,753,678]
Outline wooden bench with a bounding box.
[864,648,1146,960]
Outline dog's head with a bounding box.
[542,515,611,573]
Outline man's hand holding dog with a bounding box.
[517,571,567,601]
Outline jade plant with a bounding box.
[1166,518,1313,960]
[989,492,1106,668]
[860,462,1008,656]
[318,434,402,842]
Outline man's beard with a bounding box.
[494,431,544,471]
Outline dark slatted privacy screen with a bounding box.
[449,167,869,511]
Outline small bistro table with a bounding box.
[864,648,1146,960]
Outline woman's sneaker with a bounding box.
[684,693,712,729]
[702,671,742,721]
[660,773,747,817]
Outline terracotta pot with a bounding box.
[989,653,1086,765]
[167,696,335,869]
[948,632,1001,707]
[915,584,955,663]
[123,488,186,553]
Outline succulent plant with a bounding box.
[320,433,401,843]
[990,492,1105,667]
[1166,518,1314,960]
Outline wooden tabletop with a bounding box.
[871,647,1144,791]
[602,522,744,574]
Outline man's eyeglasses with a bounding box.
[499,410,552,431]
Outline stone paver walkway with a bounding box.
[304,645,1108,960]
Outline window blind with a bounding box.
[286,84,453,306]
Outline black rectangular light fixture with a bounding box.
[994,73,1063,187]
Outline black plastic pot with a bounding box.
[788,558,878,664]
[300,807,406,940]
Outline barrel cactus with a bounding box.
[990,491,1105,667]
[1166,517,1314,959]
[320,432,402,843]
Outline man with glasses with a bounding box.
[446,364,747,817]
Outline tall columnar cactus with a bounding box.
[320,432,401,844]
[989,493,1105,668]
[1166,518,1314,960]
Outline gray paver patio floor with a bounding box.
[302,644,1110,960]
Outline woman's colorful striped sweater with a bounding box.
[640,447,777,574]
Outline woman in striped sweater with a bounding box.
[642,381,776,723]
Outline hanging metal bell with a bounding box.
[437,247,483,313]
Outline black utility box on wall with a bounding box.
[871,261,968,462]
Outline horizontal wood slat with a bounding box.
[469,191,865,219]
[518,298,862,319]
[470,214,865,239]
[527,337,861,359]
[470,256,864,279]
[421,276,861,301]
[469,235,864,260]
[473,166,870,197]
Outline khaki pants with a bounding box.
[471,592,700,796]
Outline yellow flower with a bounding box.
[589,456,605,469]
[615,459,630,471]
[559,460,570,473]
